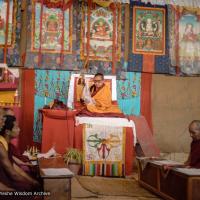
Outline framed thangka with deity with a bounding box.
[178,9,200,75]
[31,0,72,54]
[81,4,121,61]
[133,6,165,55]
[0,0,16,48]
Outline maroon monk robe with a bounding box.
[190,140,200,168]
[8,143,31,175]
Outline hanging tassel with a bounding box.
[111,2,117,74]
[38,0,44,67]
[86,1,92,68]
[60,0,65,68]
[83,57,89,70]
[3,0,10,64]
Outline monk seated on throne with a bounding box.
[68,72,135,176]
[75,73,123,116]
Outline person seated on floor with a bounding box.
[80,73,122,114]
[0,114,40,191]
[185,120,200,168]
[2,109,34,174]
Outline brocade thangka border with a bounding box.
[80,3,121,62]
[0,0,17,48]
[132,6,166,55]
[31,0,73,54]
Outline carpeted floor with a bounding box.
[72,177,98,198]
[72,175,161,200]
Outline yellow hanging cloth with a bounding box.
[93,0,113,7]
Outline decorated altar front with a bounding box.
[41,109,135,176]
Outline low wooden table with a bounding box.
[137,158,200,200]
[38,156,74,200]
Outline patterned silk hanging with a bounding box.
[34,69,71,142]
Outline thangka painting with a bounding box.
[0,0,16,48]
[31,0,72,53]
[81,4,121,61]
[83,124,125,176]
[133,6,165,55]
[178,9,200,75]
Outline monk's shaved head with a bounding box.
[189,120,200,130]
[189,120,200,141]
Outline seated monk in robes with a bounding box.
[0,115,40,191]
[80,73,122,114]
[185,120,200,168]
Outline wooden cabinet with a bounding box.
[137,158,200,200]
[38,157,74,200]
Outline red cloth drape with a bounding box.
[129,115,160,157]
[19,69,36,153]
[41,109,75,153]
[143,55,155,73]
[141,73,153,132]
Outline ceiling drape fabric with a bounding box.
[81,0,200,7]
[138,0,200,8]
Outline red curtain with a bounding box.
[143,55,155,73]
[19,69,36,152]
[141,73,153,132]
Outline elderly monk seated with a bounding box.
[79,73,122,114]
[185,120,200,168]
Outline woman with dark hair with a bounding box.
[0,115,40,191]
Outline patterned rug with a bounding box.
[75,176,159,198]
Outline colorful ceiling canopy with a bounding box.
[138,0,200,8]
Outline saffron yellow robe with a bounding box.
[0,135,8,151]
[86,84,122,113]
